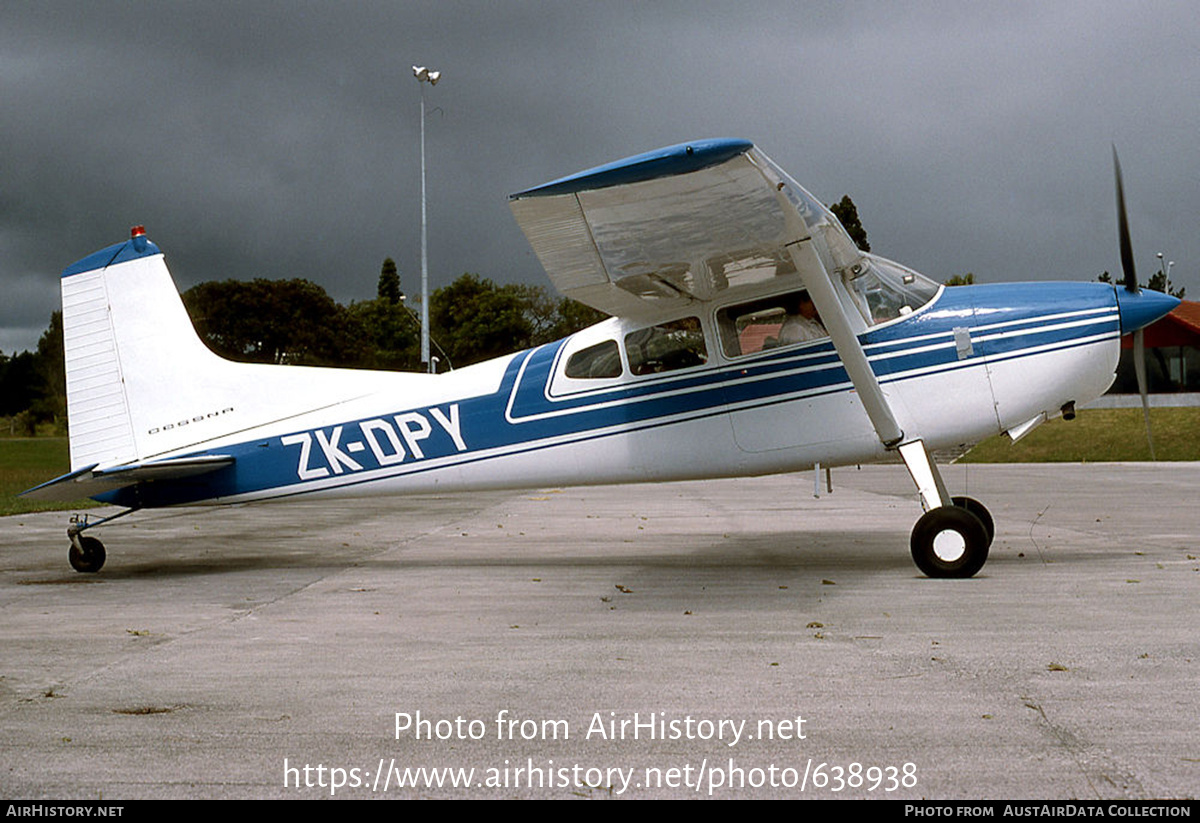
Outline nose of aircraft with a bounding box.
[1115,288,1180,335]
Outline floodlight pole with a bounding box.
[414,65,440,374]
[419,84,429,373]
[1156,252,1175,295]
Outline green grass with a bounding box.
[0,438,101,516]
[959,407,1200,463]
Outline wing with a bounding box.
[20,455,234,502]
[508,138,862,319]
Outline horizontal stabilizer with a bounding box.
[21,455,234,502]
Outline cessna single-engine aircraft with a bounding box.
[24,139,1178,577]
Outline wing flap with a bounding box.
[21,455,235,502]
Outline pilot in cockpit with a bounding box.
[777,293,827,344]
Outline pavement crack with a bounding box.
[1022,697,1148,799]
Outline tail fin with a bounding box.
[61,228,214,469]
[60,228,404,472]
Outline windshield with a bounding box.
[844,255,940,326]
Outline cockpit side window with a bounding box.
[716,290,828,358]
[564,339,623,379]
[624,317,707,375]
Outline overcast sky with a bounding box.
[3,1,1198,353]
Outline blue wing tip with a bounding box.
[510,138,754,199]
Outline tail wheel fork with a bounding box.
[65,508,139,573]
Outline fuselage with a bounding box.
[96,278,1128,509]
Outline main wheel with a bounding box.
[951,496,994,546]
[68,536,106,573]
[910,506,989,578]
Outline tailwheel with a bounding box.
[68,536,106,574]
[910,505,989,578]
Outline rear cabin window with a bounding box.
[565,340,622,379]
[624,317,707,376]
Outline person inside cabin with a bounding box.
[777,292,826,344]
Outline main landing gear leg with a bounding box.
[775,219,991,578]
[897,440,992,578]
[66,508,139,573]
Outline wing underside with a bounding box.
[508,138,861,319]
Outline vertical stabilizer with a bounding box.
[62,228,247,469]
[59,228,416,473]
[61,229,171,469]
[62,228,255,470]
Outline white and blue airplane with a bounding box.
[24,139,1178,577]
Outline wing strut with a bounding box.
[776,190,952,511]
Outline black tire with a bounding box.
[68,536,106,573]
[910,506,989,578]
[952,496,994,546]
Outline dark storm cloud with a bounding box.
[3,1,1197,353]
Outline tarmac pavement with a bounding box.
[1,463,1196,799]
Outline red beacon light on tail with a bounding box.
[130,225,148,252]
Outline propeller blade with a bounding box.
[1113,147,1139,293]
[1132,327,1156,460]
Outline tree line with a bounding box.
[0,312,64,435]
[181,260,607,370]
[0,262,607,435]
